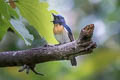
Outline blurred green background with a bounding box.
[0,0,120,80]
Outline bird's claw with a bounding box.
[44,44,54,47]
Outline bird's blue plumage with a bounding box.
[52,13,77,66]
[63,24,72,35]
[52,13,66,24]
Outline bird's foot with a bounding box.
[44,44,54,47]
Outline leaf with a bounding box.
[0,15,10,40]
[25,24,47,47]
[7,5,19,19]
[0,0,10,40]
[0,0,19,41]
[16,0,58,44]
[0,0,10,19]
[10,18,34,46]
[0,0,32,46]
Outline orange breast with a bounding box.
[53,24,64,34]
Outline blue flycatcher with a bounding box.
[52,13,77,66]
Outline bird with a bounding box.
[52,13,77,66]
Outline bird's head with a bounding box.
[52,13,66,25]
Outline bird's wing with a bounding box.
[68,32,74,41]
[63,24,74,41]
[63,24,77,66]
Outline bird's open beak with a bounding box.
[51,13,56,22]
[52,13,56,17]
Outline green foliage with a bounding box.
[0,0,18,20]
[0,15,10,40]
[26,25,47,47]
[0,0,58,45]
[10,18,34,46]
[16,0,58,44]
[0,0,14,40]
[0,0,33,45]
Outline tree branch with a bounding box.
[0,24,96,68]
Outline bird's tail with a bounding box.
[70,57,77,66]
[68,32,74,42]
[68,32,77,66]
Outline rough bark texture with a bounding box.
[0,24,96,67]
